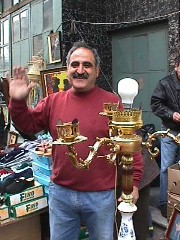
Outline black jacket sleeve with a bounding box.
[151,79,174,121]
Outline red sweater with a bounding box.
[9,86,143,191]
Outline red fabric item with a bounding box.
[9,86,143,191]
[0,169,13,176]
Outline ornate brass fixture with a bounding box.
[142,129,180,159]
[53,103,143,204]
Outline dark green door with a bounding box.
[112,23,168,131]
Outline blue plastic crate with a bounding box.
[31,151,52,168]
[34,174,51,187]
[32,161,52,177]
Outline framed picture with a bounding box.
[27,82,43,108]
[165,205,180,240]
[40,67,69,97]
[8,131,18,146]
[1,104,9,126]
[48,31,62,63]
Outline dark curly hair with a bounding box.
[66,41,100,68]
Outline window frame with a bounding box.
[12,8,29,43]
[0,17,10,77]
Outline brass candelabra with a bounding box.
[53,103,143,204]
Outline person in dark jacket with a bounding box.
[151,56,180,218]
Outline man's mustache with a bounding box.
[73,72,88,79]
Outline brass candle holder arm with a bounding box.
[142,129,180,159]
[67,137,121,169]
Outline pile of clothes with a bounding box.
[0,133,52,201]
[0,147,34,195]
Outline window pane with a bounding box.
[43,0,53,30]
[3,0,12,11]
[1,23,3,46]
[33,34,43,56]
[12,15,20,42]
[0,48,3,69]
[4,20,9,45]
[4,46,9,69]
[21,10,28,39]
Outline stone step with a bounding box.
[149,206,168,229]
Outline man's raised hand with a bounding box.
[7,66,36,100]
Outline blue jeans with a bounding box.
[49,183,115,240]
[159,127,180,205]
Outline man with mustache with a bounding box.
[8,41,143,240]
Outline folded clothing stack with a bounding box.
[0,147,29,166]
[0,163,34,195]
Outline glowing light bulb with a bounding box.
[118,78,139,109]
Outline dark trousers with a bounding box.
[133,184,150,240]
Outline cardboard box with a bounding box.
[0,205,10,221]
[10,196,48,218]
[0,214,41,240]
[168,163,180,195]
[5,182,44,206]
[167,192,180,221]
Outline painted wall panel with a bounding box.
[148,30,167,71]
[113,37,132,73]
[133,35,148,72]
[112,37,132,90]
